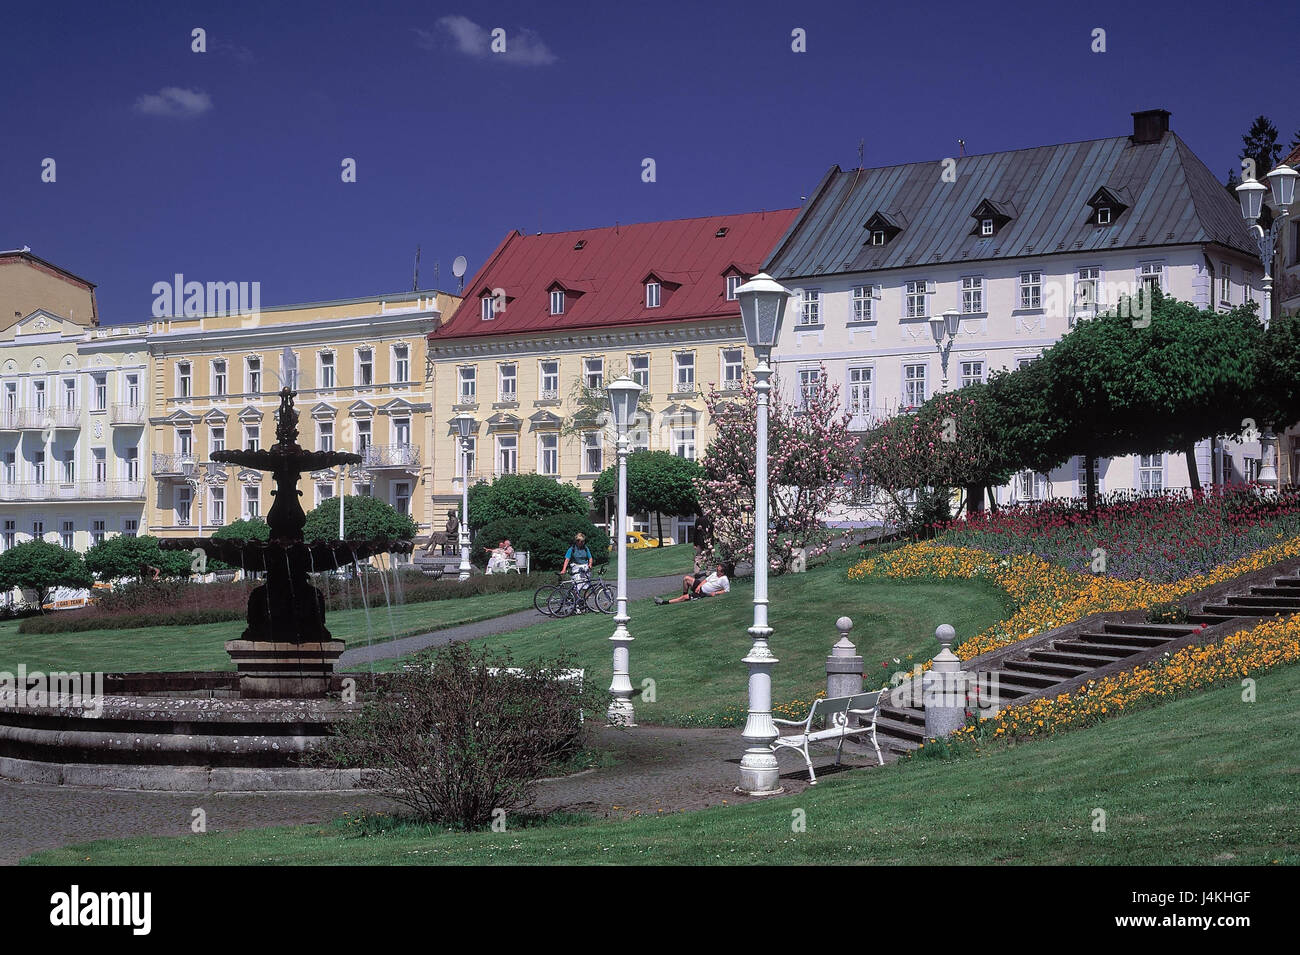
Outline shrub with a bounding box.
[314,643,601,829]
[84,534,193,582]
[209,518,271,572]
[895,487,953,540]
[0,540,92,611]
[471,513,610,571]
[468,473,589,528]
[304,497,417,544]
[19,608,243,634]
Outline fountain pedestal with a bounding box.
[224,639,346,699]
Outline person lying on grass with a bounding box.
[655,562,733,604]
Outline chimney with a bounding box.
[1131,109,1170,144]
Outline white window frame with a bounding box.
[960,276,983,314]
[92,373,108,411]
[847,366,872,424]
[357,348,374,387]
[1139,261,1165,296]
[539,360,559,400]
[212,360,227,397]
[1219,262,1231,305]
[798,288,822,325]
[1019,271,1043,310]
[726,274,742,301]
[458,365,477,403]
[852,285,877,322]
[393,344,410,382]
[550,289,565,315]
[980,217,994,237]
[722,348,744,387]
[797,368,821,410]
[495,434,518,476]
[960,360,985,388]
[498,363,517,403]
[673,352,695,393]
[905,281,928,319]
[629,354,650,391]
[246,356,262,395]
[582,431,602,474]
[584,357,604,391]
[177,362,192,399]
[211,425,226,455]
[480,294,496,321]
[1138,453,1165,493]
[243,486,260,519]
[317,421,334,452]
[645,281,661,308]
[210,486,225,526]
[672,426,696,460]
[537,432,559,476]
[319,351,336,389]
[903,363,928,408]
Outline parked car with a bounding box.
[624,531,675,549]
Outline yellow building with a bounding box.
[146,289,459,540]
[425,211,798,538]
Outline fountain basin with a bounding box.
[163,536,413,572]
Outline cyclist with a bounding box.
[560,532,594,609]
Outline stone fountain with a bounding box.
[162,387,412,698]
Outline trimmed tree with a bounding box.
[467,473,589,528]
[304,496,417,544]
[83,534,192,583]
[209,517,272,572]
[0,541,92,612]
[591,450,703,545]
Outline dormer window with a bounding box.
[980,218,994,237]
[1096,206,1111,225]
[1085,186,1129,227]
[550,289,565,315]
[726,274,742,300]
[870,230,886,245]
[970,199,1014,237]
[646,281,661,308]
[863,211,904,246]
[480,293,495,321]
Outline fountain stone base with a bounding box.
[225,639,347,699]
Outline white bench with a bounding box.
[485,550,530,574]
[771,691,884,783]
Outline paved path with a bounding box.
[0,724,883,864]
[339,573,684,666]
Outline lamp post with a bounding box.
[734,271,792,796]
[181,459,225,560]
[605,375,642,725]
[928,309,962,390]
[1236,162,1297,488]
[452,413,475,580]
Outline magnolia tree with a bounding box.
[696,368,857,573]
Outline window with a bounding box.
[1018,470,1049,501]
[852,286,875,322]
[1096,206,1111,225]
[726,274,743,300]
[1076,456,1105,495]
[213,360,227,397]
[32,520,44,541]
[584,357,604,390]
[358,348,374,387]
[62,378,76,410]
[210,487,225,525]
[498,363,517,403]
[905,281,928,319]
[1139,261,1164,297]
[1138,453,1164,493]
[722,349,744,387]
[630,354,650,391]
[1244,273,1255,303]
[393,417,411,446]
[673,353,695,392]
[496,435,518,475]
[61,520,74,549]
[247,357,262,395]
[481,294,496,320]
[960,361,985,388]
[847,367,872,422]
[393,345,410,382]
[645,281,661,308]
[356,419,371,451]
[1219,263,1231,305]
[211,426,225,454]
[91,519,106,546]
[870,229,886,246]
[33,450,46,484]
[798,289,822,325]
[550,289,565,315]
[316,483,333,503]
[125,373,140,407]
[393,482,412,516]
[2,520,13,551]
[1016,356,1039,369]
[538,433,558,475]
[1076,267,1100,309]
[904,364,928,408]
[177,362,192,398]
[60,449,75,483]
[123,518,138,538]
[961,276,983,314]
[672,426,696,460]
[797,368,821,410]
[4,382,16,414]
[458,365,477,403]
[92,373,107,411]
[1019,271,1042,310]
[319,352,336,389]
[582,432,602,474]
[176,486,192,526]
[539,361,559,400]
[124,447,139,482]
[177,428,193,457]
[980,217,994,237]
[3,452,15,484]
[318,422,333,452]
[244,424,260,452]
[462,436,477,477]
[32,379,46,412]
[244,486,260,519]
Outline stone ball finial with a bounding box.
[837,616,853,633]
[935,623,956,647]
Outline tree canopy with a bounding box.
[0,541,92,611]
[466,473,589,528]
[591,450,703,544]
[83,534,192,583]
[304,495,418,543]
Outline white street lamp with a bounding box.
[929,309,962,390]
[605,375,642,725]
[734,271,792,796]
[452,413,475,580]
[1235,162,1297,488]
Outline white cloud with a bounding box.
[133,87,213,118]
[416,15,556,66]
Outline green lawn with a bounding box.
[471,556,1009,724]
[610,543,696,579]
[28,660,1299,865]
[0,588,536,673]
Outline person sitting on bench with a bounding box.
[656,562,732,604]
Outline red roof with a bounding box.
[430,209,799,342]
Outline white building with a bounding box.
[766,109,1267,508]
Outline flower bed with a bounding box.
[937,486,1300,582]
[848,535,1300,660]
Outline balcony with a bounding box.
[111,403,147,426]
[362,443,421,470]
[0,480,145,503]
[0,409,18,431]
[152,452,195,476]
[51,406,80,430]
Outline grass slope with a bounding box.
[27,661,1299,865]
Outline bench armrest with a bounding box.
[771,718,805,727]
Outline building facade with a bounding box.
[766,110,1270,508]
[0,250,148,553]
[426,210,798,538]
[145,290,458,541]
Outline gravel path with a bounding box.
[339,573,685,666]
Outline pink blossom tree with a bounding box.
[696,367,859,573]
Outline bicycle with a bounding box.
[536,566,616,617]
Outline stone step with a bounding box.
[1003,659,1093,679]
[1102,622,1198,637]
[1075,631,1169,649]
[1226,594,1300,607]
[1029,649,1121,668]
[1053,640,1144,658]
[995,666,1063,689]
[987,679,1044,699]
[878,705,924,726]
[1202,603,1295,617]
[1250,586,1300,597]
[1270,577,1300,587]
[1187,612,1239,625]
[874,715,925,743]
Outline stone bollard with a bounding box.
[923,624,967,740]
[826,616,863,725]
[789,548,807,573]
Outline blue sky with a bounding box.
[3,0,1295,322]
